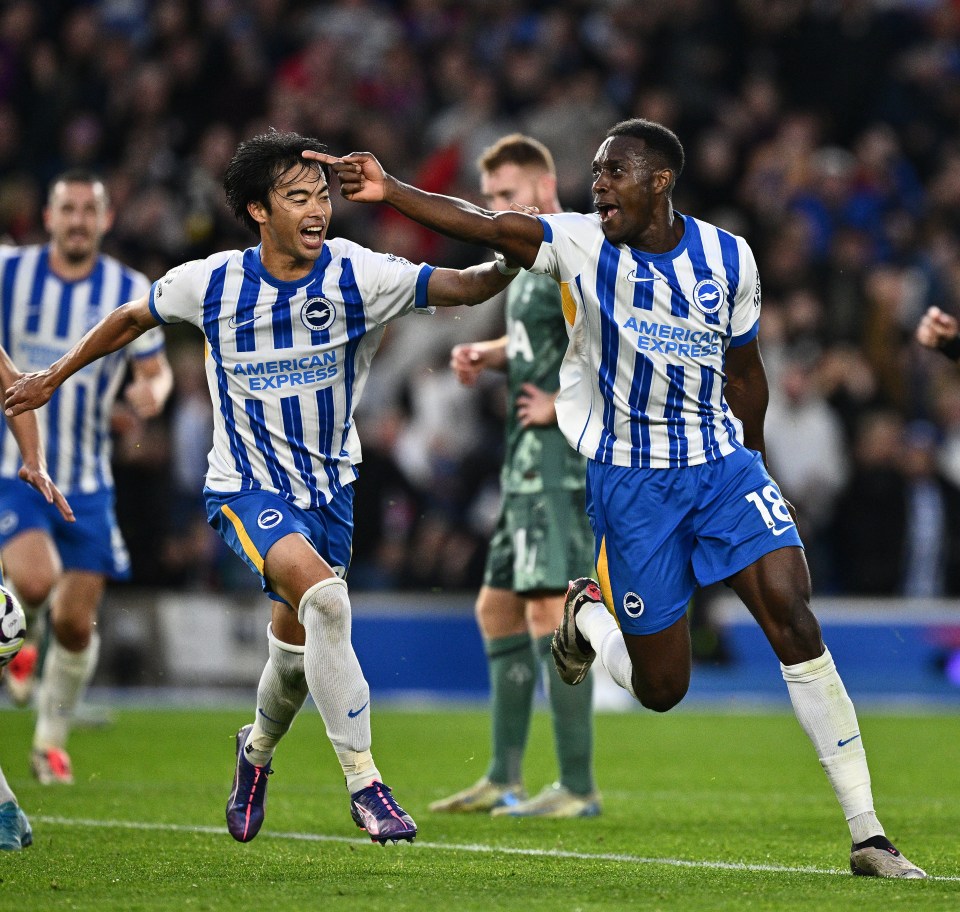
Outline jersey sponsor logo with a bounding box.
[257,508,283,530]
[622,318,722,358]
[233,352,338,390]
[692,278,724,315]
[622,591,644,618]
[301,296,336,332]
[228,313,262,330]
[626,269,661,284]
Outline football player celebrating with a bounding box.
[6,130,515,846]
[306,120,926,877]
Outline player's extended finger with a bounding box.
[302,151,343,165]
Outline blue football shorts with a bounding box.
[0,478,131,579]
[585,446,804,636]
[205,485,354,603]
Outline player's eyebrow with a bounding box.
[280,181,328,199]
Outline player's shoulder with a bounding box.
[326,235,415,268]
[685,213,754,256]
[0,241,41,264]
[160,249,241,284]
[325,235,364,258]
[539,211,601,238]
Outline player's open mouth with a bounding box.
[301,225,325,247]
[596,204,619,224]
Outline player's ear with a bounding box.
[654,168,674,195]
[247,200,268,225]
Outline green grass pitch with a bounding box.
[0,705,956,911]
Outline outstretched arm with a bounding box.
[0,346,74,521]
[5,294,158,417]
[426,260,517,308]
[305,150,545,269]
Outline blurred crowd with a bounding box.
[4,0,960,596]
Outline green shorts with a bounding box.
[483,488,596,594]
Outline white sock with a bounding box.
[576,601,637,698]
[781,646,883,844]
[0,765,15,805]
[34,633,100,751]
[243,623,309,767]
[298,579,381,794]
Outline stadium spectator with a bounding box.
[430,135,599,819]
[1,2,960,594]
[900,419,960,597]
[765,352,849,588]
[0,169,171,786]
[310,117,927,877]
[4,129,515,846]
[831,410,911,595]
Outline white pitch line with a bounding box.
[33,816,959,882]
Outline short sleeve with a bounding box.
[728,238,760,348]
[339,242,435,325]
[149,259,210,327]
[530,212,598,283]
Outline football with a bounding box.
[0,585,26,668]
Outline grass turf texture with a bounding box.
[0,707,955,911]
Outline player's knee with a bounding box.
[297,576,350,625]
[51,615,93,651]
[633,674,687,713]
[525,596,563,638]
[12,574,55,610]
[767,602,823,665]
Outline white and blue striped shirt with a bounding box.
[0,244,162,493]
[149,240,434,509]
[532,212,761,469]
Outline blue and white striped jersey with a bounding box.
[148,240,435,509]
[0,244,162,493]
[532,211,761,469]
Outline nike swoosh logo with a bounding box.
[626,270,660,283]
[838,734,861,747]
[228,313,262,329]
[771,525,794,536]
[347,701,369,718]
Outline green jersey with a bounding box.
[501,270,587,494]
